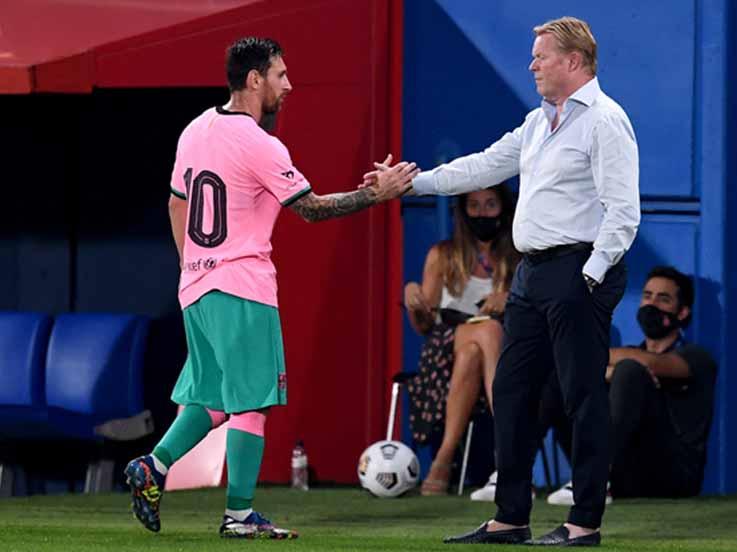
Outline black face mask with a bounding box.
[465,215,502,242]
[636,304,681,339]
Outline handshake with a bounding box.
[359,154,420,201]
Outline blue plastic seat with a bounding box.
[43,313,150,440]
[0,312,152,494]
[0,313,150,440]
[0,312,53,438]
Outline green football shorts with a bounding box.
[171,290,287,413]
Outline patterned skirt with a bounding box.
[406,323,490,445]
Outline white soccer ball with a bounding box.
[357,440,419,498]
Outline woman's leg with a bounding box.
[456,320,504,410]
[422,337,484,494]
[433,337,484,466]
[456,320,505,496]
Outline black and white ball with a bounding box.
[357,440,419,497]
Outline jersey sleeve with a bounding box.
[254,137,312,206]
[169,146,187,200]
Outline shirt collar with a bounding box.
[541,76,601,121]
[569,76,600,107]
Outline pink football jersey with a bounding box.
[170,106,311,309]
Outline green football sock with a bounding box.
[153,404,213,468]
[226,428,265,510]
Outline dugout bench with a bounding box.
[0,312,152,496]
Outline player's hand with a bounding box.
[369,159,420,202]
[404,282,432,316]
[359,154,392,189]
[479,291,508,315]
[360,154,419,190]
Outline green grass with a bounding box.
[1,487,737,551]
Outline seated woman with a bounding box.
[404,185,519,495]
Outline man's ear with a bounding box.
[246,69,262,90]
[568,51,583,72]
[677,305,691,323]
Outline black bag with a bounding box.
[439,308,473,326]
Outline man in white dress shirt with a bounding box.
[372,16,639,546]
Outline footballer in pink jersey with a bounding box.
[170,104,312,310]
[125,37,419,539]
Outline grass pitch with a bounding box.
[1,487,736,551]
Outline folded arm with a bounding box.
[606,347,690,383]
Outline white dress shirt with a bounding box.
[412,77,640,283]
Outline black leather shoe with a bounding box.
[526,525,601,546]
[444,522,531,544]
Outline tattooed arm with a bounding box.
[289,188,378,222]
[288,159,419,222]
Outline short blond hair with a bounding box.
[534,16,597,75]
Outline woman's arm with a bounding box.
[405,246,444,335]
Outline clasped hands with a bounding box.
[360,154,419,198]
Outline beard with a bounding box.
[259,96,283,132]
[259,111,277,132]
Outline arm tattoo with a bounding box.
[289,188,378,222]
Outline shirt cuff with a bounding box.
[411,171,435,196]
[582,251,610,284]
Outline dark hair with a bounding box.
[226,37,283,92]
[646,266,695,327]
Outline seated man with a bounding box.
[547,266,717,503]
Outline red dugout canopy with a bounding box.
[0,0,368,93]
[0,0,263,93]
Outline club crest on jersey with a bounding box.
[281,170,295,179]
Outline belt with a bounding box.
[523,242,592,264]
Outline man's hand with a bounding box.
[583,274,598,293]
[360,154,390,188]
[287,154,418,222]
[370,158,419,202]
[360,154,419,198]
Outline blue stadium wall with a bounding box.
[401,0,737,494]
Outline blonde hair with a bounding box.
[534,16,597,75]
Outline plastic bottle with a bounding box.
[291,440,309,491]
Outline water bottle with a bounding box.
[291,440,309,491]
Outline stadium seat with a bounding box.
[0,312,53,495]
[44,313,153,492]
[0,313,153,494]
[45,314,150,435]
[0,312,54,435]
